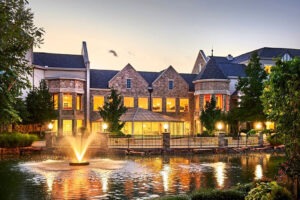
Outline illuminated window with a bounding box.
[195,95,199,111]
[77,120,83,133]
[138,97,148,109]
[126,79,131,89]
[63,93,72,110]
[53,93,58,110]
[152,98,162,112]
[215,94,223,110]
[203,94,211,108]
[124,97,134,108]
[168,80,174,89]
[63,120,72,136]
[122,122,132,135]
[76,94,82,110]
[266,121,275,130]
[264,65,272,74]
[93,96,104,111]
[52,120,58,136]
[92,122,101,134]
[166,98,176,112]
[180,98,189,112]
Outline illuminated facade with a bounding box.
[27,42,300,136]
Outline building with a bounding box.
[27,42,300,136]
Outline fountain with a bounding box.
[66,130,96,166]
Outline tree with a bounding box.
[99,88,127,135]
[25,80,57,132]
[200,96,221,135]
[0,0,43,128]
[261,58,300,194]
[236,52,267,123]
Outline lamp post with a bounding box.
[163,123,169,133]
[102,123,108,133]
[216,121,223,135]
[148,85,153,111]
[255,122,263,147]
[46,122,54,148]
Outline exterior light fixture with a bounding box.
[48,122,53,130]
[148,85,153,111]
[103,123,108,133]
[255,122,262,130]
[163,123,169,132]
[216,122,223,131]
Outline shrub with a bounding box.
[0,132,38,148]
[267,133,284,146]
[191,188,244,200]
[154,195,189,200]
[245,181,292,200]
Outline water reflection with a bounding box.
[14,154,284,199]
[255,164,263,180]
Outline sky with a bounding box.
[29,0,300,73]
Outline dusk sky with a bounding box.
[29,0,300,72]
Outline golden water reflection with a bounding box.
[30,154,281,199]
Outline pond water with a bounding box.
[0,153,284,200]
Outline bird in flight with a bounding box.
[109,50,118,57]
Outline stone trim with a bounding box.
[193,79,229,83]
[194,90,230,95]
[35,65,86,71]
[45,77,86,81]
[49,88,85,94]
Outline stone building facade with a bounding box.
[28,42,300,136]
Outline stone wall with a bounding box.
[194,80,229,91]
[109,64,149,96]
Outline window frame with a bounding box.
[168,79,174,90]
[126,78,132,89]
[63,93,73,110]
[166,97,176,112]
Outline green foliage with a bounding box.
[191,188,245,200]
[245,181,292,200]
[25,80,57,126]
[236,52,267,122]
[0,132,38,148]
[267,133,284,146]
[200,96,221,135]
[154,195,189,200]
[261,58,300,179]
[99,88,127,135]
[0,0,43,126]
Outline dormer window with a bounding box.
[282,53,292,62]
[168,80,174,90]
[126,79,131,89]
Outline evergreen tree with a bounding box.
[25,80,57,130]
[99,88,127,135]
[200,96,221,135]
[0,0,43,128]
[261,58,300,190]
[236,52,267,123]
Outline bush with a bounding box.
[0,132,38,148]
[245,181,292,200]
[191,189,245,200]
[154,195,189,200]
[232,182,254,196]
[267,133,285,146]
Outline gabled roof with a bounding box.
[120,108,183,122]
[194,57,227,80]
[33,52,85,68]
[180,73,197,91]
[139,71,160,85]
[90,69,118,88]
[233,47,300,63]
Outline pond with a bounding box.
[0,153,284,200]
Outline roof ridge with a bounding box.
[33,52,82,56]
[132,108,140,121]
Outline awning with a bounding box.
[120,108,183,122]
